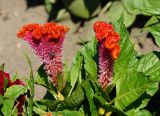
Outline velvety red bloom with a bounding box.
[17,22,69,40]
[93,21,114,41]
[17,24,40,39]
[10,79,25,116]
[94,21,120,60]
[17,22,69,86]
[93,21,120,89]
[0,71,11,95]
[0,70,25,115]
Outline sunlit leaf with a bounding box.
[137,52,160,81]
[83,79,98,116]
[107,1,136,27]
[68,52,83,96]
[51,110,83,116]
[122,0,160,15]
[1,99,14,116]
[57,84,84,111]
[144,16,160,47]
[4,85,27,100]
[62,0,101,19]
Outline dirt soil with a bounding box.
[0,0,160,99]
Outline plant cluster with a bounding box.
[1,0,160,115]
[0,15,160,116]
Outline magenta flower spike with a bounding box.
[17,22,69,86]
[93,21,120,89]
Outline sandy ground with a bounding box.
[0,0,160,99]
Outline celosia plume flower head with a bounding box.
[93,21,120,89]
[93,21,120,60]
[93,21,114,41]
[17,22,69,86]
[17,22,69,40]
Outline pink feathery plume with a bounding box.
[93,21,120,89]
[17,22,69,86]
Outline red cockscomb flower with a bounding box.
[93,21,120,89]
[0,70,11,95]
[17,22,69,86]
[0,70,25,116]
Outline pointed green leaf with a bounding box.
[0,95,3,105]
[107,1,136,27]
[41,99,59,111]
[113,15,137,83]
[137,52,160,81]
[51,110,83,116]
[94,94,126,116]
[83,80,98,116]
[144,16,160,47]
[0,63,5,71]
[57,84,84,111]
[24,54,34,116]
[126,109,152,116]
[68,52,83,96]
[122,0,160,15]
[114,72,158,110]
[33,106,47,115]
[1,99,14,116]
[80,38,99,90]
[4,85,27,100]
[35,64,49,87]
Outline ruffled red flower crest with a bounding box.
[93,21,120,60]
[17,22,69,40]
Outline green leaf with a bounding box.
[83,79,98,116]
[113,15,137,83]
[24,54,34,116]
[4,77,8,90]
[35,64,49,87]
[113,15,159,112]
[107,1,136,27]
[57,84,84,111]
[33,106,47,115]
[83,50,98,80]
[80,38,99,92]
[68,52,83,96]
[62,0,101,19]
[124,84,158,112]
[126,109,152,116]
[1,99,14,116]
[144,16,160,47]
[94,94,126,116]
[0,95,3,105]
[57,72,64,91]
[137,52,160,81]
[10,104,18,116]
[44,0,53,13]
[114,71,157,110]
[0,63,5,71]
[41,99,59,111]
[34,101,47,110]
[51,110,83,116]
[4,85,27,100]
[122,0,160,15]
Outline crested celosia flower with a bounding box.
[17,22,69,86]
[0,70,25,116]
[93,21,120,89]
